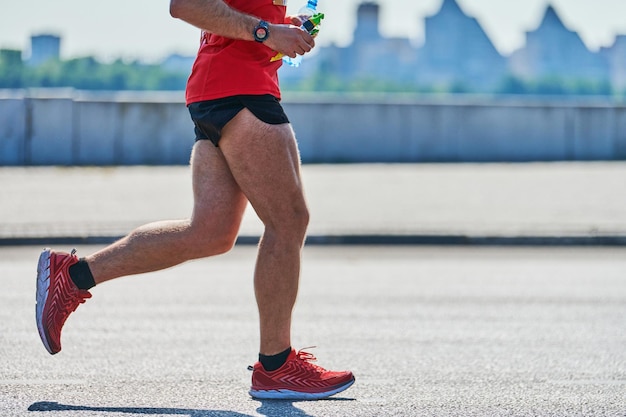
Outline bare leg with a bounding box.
[219,109,309,355]
[87,141,248,285]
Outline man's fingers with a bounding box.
[289,16,303,26]
[266,23,315,57]
[299,31,315,51]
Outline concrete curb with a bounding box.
[4,233,626,247]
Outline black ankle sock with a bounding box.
[69,258,96,290]
[259,347,292,372]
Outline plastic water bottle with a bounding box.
[296,0,318,20]
[283,0,319,67]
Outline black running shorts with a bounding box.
[187,94,290,147]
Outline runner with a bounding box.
[35,0,354,400]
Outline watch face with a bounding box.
[254,21,270,42]
[255,27,268,40]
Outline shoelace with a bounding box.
[246,347,326,372]
[65,289,91,315]
[295,347,326,373]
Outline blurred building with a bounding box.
[0,49,24,88]
[0,49,22,66]
[509,6,608,82]
[311,0,506,90]
[415,0,507,89]
[292,0,626,92]
[316,2,417,84]
[28,34,61,66]
[601,35,626,90]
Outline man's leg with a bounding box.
[218,108,309,356]
[36,140,247,354]
[220,109,355,400]
[86,140,248,284]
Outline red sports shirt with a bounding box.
[185,0,287,105]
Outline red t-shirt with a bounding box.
[185,0,286,105]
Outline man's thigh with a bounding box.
[217,108,306,227]
[190,140,248,230]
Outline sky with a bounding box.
[2,0,626,62]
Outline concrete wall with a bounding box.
[1,90,625,165]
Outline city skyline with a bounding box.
[287,0,624,93]
[1,0,626,62]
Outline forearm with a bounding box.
[170,0,315,58]
[170,0,257,41]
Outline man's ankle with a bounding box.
[259,346,292,372]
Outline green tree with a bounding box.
[496,75,529,95]
[0,53,189,91]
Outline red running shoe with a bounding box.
[249,348,355,400]
[36,249,92,355]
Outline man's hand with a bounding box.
[265,23,315,59]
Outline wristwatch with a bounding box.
[253,20,270,43]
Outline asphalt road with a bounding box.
[1,245,625,416]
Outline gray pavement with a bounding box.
[1,245,626,416]
[2,162,626,245]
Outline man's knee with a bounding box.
[187,219,240,257]
[294,203,310,232]
[207,230,239,255]
[270,200,310,241]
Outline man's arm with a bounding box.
[170,0,314,58]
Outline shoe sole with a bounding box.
[35,248,54,354]
[249,378,355,400]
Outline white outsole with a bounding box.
[249,378,355,400]
[35,249,53,354]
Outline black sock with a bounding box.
[259,347,292,372]
[69,258,96,290]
